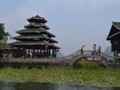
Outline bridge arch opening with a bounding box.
[72,57,100,68]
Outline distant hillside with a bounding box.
[57,52,64,57]
[104,46,113,56]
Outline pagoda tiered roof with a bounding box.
[12,35,58,43]
[10,43,60,49]
[27,15,47,23]
[9,14,60,58]
[10,14,60,49]
[16,28,55,37]
[24,23,49,30]
[10,42,60,49]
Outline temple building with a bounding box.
[10,15,60,58]
[107,22,120,56]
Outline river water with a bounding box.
[0,82,119,90]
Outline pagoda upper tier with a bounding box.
[10,14,60,49]
[27,15,47,23]
[24,15,49,30]
[24,23,49,30]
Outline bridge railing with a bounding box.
[57,49,120,67]
[57,49,119,61]
[100,52,114,61]
[57,50,94,60]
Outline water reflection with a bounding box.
[0,82,15,90]
[0,82,119,90]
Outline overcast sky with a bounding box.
[0,0,120,55]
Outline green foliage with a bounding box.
[0,23,5,40]
[0,66,119,87]
[0,23,10,49]
[73,60,99,69]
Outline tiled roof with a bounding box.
[11,14,60,49]
[107,22,120,40]
[16,28,55,37]
[12,35,58,43]
[27,15,47,23]
[9,42,60,49]
[24,23,49,30]
[112,22,120,30]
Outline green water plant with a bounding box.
[0,64,119,87]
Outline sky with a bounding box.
[0,0,120,55]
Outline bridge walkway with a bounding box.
[57,50,120,67]
[0,50,120,67]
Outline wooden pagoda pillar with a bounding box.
[48,49,50,57]
[52,49,57,57]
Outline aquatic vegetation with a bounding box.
[0,62,119,87]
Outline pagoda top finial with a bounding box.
[27,15,47,23]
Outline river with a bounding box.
[0,82,119,90]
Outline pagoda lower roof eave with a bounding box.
[9,42,60,49]
[12,35,58,43]
[9,42,46,46]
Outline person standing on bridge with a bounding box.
[97,46,101,56]
[80,45,85,55]
[93,44,97,55]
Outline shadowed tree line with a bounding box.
[0,23,10,49]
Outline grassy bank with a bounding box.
[0,61,119,87]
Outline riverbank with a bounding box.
[0,61,119,87]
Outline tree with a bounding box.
[0,23,10,49]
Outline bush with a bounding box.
[74,60,99,68]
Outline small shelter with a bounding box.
[10,15,60,58]
[107,22,120,56]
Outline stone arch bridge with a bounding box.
[0,50,120,67]
[57,50,120,67]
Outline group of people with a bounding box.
[24,49,33,58]
[80,44,101,56]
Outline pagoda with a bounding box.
[10,15,60,58]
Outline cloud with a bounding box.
[61,0,120,11]
[1,0,120,54]
[11,0,120,19]
[39,0,120,11]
